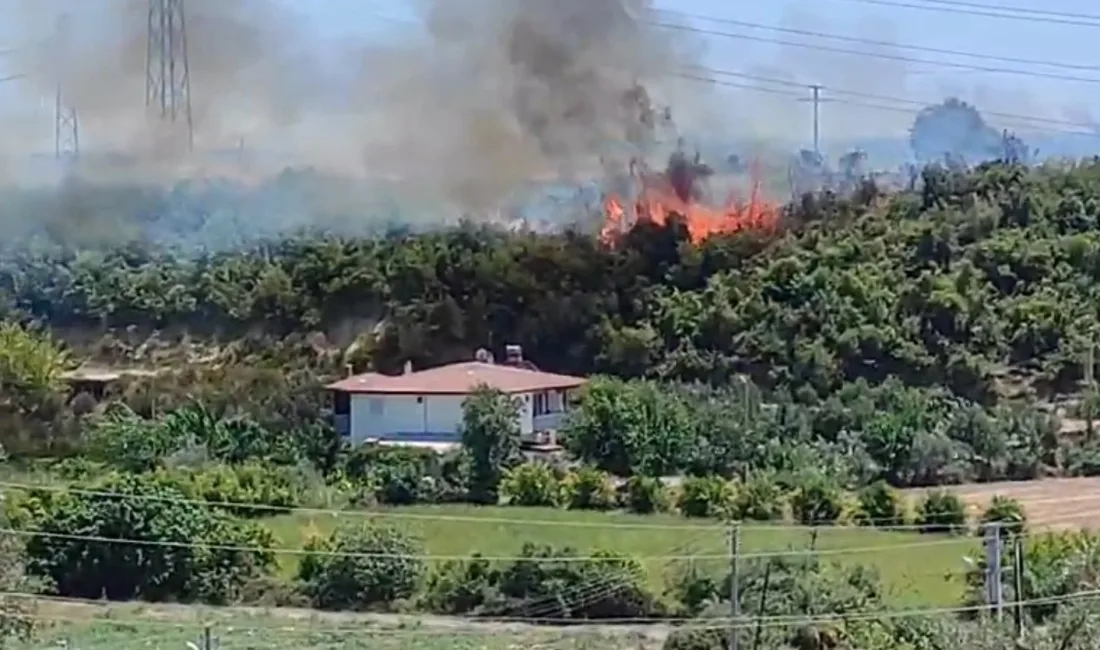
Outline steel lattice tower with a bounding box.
[54,13,78,159]
[145,0,193,150]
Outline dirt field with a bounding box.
[907,477,1100,530]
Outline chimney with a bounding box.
[403,360,413,375]
[345,364,353,377]
[505,345,522,364]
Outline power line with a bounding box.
[0,523,975,562]
[0,477,1034,531]
[680,66,1100,133]
[671,71,1100,139]
[662,10,1100,72]
[353,6,1100,138]
[0,584,1096,630]
[833,0,1100,26]
[908,0,1100,21]
[4,477,1096,531]
[649,20,1100,85]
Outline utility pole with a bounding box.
[1012,533,1025,641]
[54,13,78,159]
[797,85,832,158]
[146,0,193,151]
[1086,337,1095,439]
[728,523,741,650]
[983,523,1004,621]
[811,84,821,156]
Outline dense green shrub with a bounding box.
[418,544,664,620]
[22,473,274,604]
[417,556,502,615]
[85,402,306,473]
[979,495,1027,535]
[677,476,734,519]
[621,476,669,514]
[342,445,443,506]
[155,462,305,516]
[501,462,562,507]
[298,523,425,611]
[789,476,844,526]
[915,490,968,534]
[485,544,663,620]
[564,467,617,511]
[84,404,189,472]
[854,481,907,528]
[563,378,696,476]
[731,473,786,521]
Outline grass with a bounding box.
[265,504,977,608]
[18,602,624,650]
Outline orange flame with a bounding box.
[600,161,780,245]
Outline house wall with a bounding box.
[343,388,573,446]
[348,393,465,443]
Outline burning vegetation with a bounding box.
[599,150,781,245]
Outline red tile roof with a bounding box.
[326,362,587,395]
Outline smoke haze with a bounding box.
[0,0,1092,247]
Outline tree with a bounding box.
[22,473,274,603]
[0,323,68,415]
[459,386,523,504]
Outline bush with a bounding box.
[915,490,968,534]
[418,556,502,615]
[854,481,906,528]
[419,544,664,620]
[564,467,617,511]
[342,445,442,506]
[84,404,188,472]
[486,544,663,620]
[23,473,274,604]
[677,476,734,519]
[789,476,844,526]
[621,476,669,514]
[501,462,563,507]
[731,473,785,521]
[298,523,425,611]
[980,495,1026,535]
[155,462,304,517]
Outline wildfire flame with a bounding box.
[600,157,780,245]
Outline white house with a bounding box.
[326,349,586,448]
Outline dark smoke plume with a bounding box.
[0,0,710,246]
[352,0,704,212]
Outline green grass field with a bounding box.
[265,504,977,608]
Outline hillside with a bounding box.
[4,160,1100,650]
[4,160,1099,397]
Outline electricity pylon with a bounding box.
[145,0,193,150]
[54,13,78,159]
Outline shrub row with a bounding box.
[498,462,1022,535]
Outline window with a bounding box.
[534,392,550,416]
[367,397,385,416]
